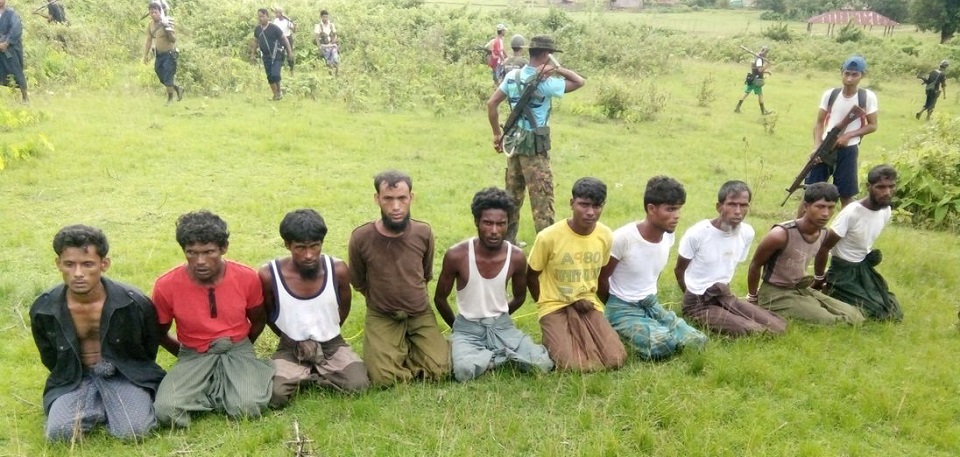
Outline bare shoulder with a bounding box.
[443,240,470,263]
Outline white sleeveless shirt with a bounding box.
[270,255,341,343]
[455,239,512,319]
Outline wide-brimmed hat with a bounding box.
[940,59,950,68]
[528,35,561,53]
[496,23,506,32]
[510,34,525,49]
[842,55,867,73]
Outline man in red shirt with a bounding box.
[152,210,274,427]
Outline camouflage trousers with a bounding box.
[505,151,555,244]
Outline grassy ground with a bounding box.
[1,38,960,457]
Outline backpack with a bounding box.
[925,70,943,92]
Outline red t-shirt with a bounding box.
[152,260,264,352]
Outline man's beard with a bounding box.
[295,263,321,280]
[869,195,891,209]
[381,211,411,233]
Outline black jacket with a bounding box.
[29,277,166,414]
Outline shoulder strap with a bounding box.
[826,88,842,111]
[857,88,866,109]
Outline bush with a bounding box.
[761,22,794,42]
[596,82,635,120]
[835,22,864,43]
[884,117,960,231]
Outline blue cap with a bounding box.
[842,56,867,73]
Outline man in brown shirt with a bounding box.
[348,170,451,386]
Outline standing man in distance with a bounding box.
[434,188,553,381]
[272,7,296,58]
[675,181,786,336]
[599,176,707,360]
[500,34,527,78]
[527,177,626,372]
[348,170,451,386]
[746,184,865,325]
[805,55,878,209]
[313,9,338,74]
[916,60,948,121]
[485,23,507,88]
[143,2,182,104]
[487,35,585,246]
[734,45,771,115]
[0,0,28,103]
[260,209,370,407]
[152,211,274,427]
[30,225,165,442]
[813,165,902,321]
[251,8,292,100]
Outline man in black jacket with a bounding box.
[29,225,165,442]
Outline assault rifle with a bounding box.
[780,105,866,206]
[33,0,60,13]
[739,45,773,65]
[498,55,558,156]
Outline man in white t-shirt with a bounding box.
[675,181,786,336]
[813,165,901,321]
[272,7,296,52]
[804,55,879,209]
[599,176,706,360]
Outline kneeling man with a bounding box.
[599,176,707,359]
[527,177,626,371]
[262,209,370,406]
[434,188,553,381]
[152,211,274,427]
[675,181,786,336]
[814,164,902,321]
[747,184,865,325]
[31,225,165,441]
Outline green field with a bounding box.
[1,2,959,456]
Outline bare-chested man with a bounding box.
[30,225,165,442]
[434,188,553,381]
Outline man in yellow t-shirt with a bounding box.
[527,177,626,372]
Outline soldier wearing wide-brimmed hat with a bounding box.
[500,34,528,80]
[485,34,585,247]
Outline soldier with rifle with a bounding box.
[486,35,585,247]
[804,55,878,209]
[143,1,181,105]
[0,0,28,103]
[916,59,948,121]
[33,0,66,24]
[734,45,772,115]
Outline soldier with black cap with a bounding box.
[486,35,585,247]
[916,59,948,121]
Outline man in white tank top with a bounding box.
[259,209,370,407]
[434,188,553,381]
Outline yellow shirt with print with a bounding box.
[527,220,613,319]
